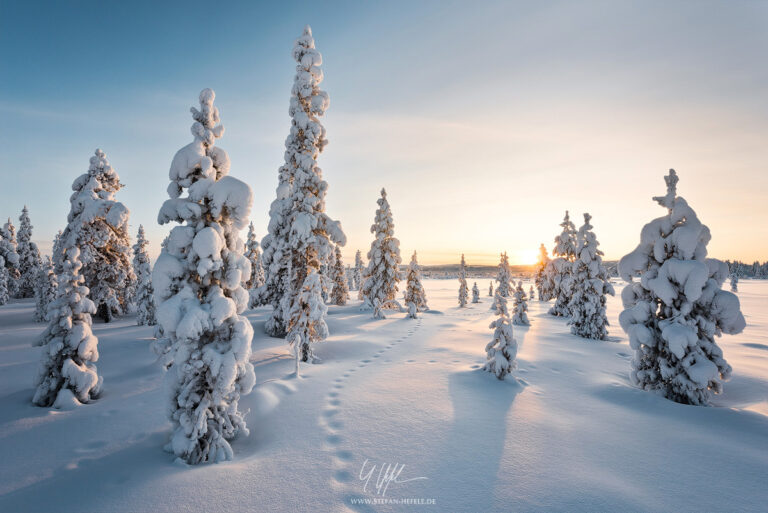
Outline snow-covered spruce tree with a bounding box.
[404,251,428,318]
[52,230,64,274]
[280,26,346,363]
[330,246,349,306]
[618,169,746,405]
[495,252,512,297]
[488,282,493,296]
[34,256,57,322]
[132,225,155,326]
[61,150,134,322]
[1,219,21,298]
[548,211,578,317]
[511,280,530,326]
[17,206,42,298]
[353,249,364,291]
[534,243,551,301]
[346,265,354,291]
[484,290,518,380]
[568,213,614,339]
[245,222,265,308]
[153,88,256,463]
[529,285,535,302]
[0,266,9,306]
[472,282,480,303]
[0,228,19,306]
[458,254,468,307]
[32,246,101,407]
[360,188,403,318]
[730,274,738,293]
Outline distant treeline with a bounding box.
[727,260,768,278]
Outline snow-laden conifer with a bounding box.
[17,206,42,298]
[282,26,346,362]
[511,280,530,326]
[360,188,402,318]
[245,222,265,308]
[547,211,577,317]
[32,246,101,408]
[458,254,468,307]
[495,252,512,297]
[1,219,21,298]
[52,230,64,274]
[534,243,551,301]
[472,282,480,303]
[60,150,134,322]
[34,256,57,322]
[153,88,256,463]
[730,274,738,293]
[568,213,614,339]
[404,251,428,318]
[353,250,364,291]
[0,227,19,306]
[618,169,746,405]
[484,290,518,380]
[132,225,155,326]
[330,246,349,306]
[488,282,493,296]
[529,285,535,302]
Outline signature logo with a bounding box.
[358,458,428,496]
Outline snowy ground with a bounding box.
[1,279,767,512]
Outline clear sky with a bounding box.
[1,0,766,265]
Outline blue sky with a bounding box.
[2,0,767,264]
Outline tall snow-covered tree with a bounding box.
[353,249,364,291]
[458,254,468,307]
[511,280,530,326]
[488,282,493,296]
[529,285,535,302]
[1,219,21,298]
[132,225,155,326]
[618,169,746,405]
[472,282,480,303]
[360,188,403,318]
[495,252,512,297]
[484,290,518,380]
[153,88,256,463]
[404,251,428,318]
[281,26,346,362]
[245,222,265,308]
[730,274,738,293]
[16,206,42,298]
[568,213,614,339]
[534,243,551,301]
[52,230,64,274]
[0,227,19,306]
[547,211,578,317]
[330,246,349,306]
[60,149,134,322]
[33,256,57,322]
[32,246,101,408]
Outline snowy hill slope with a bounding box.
[0,280,766,512]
